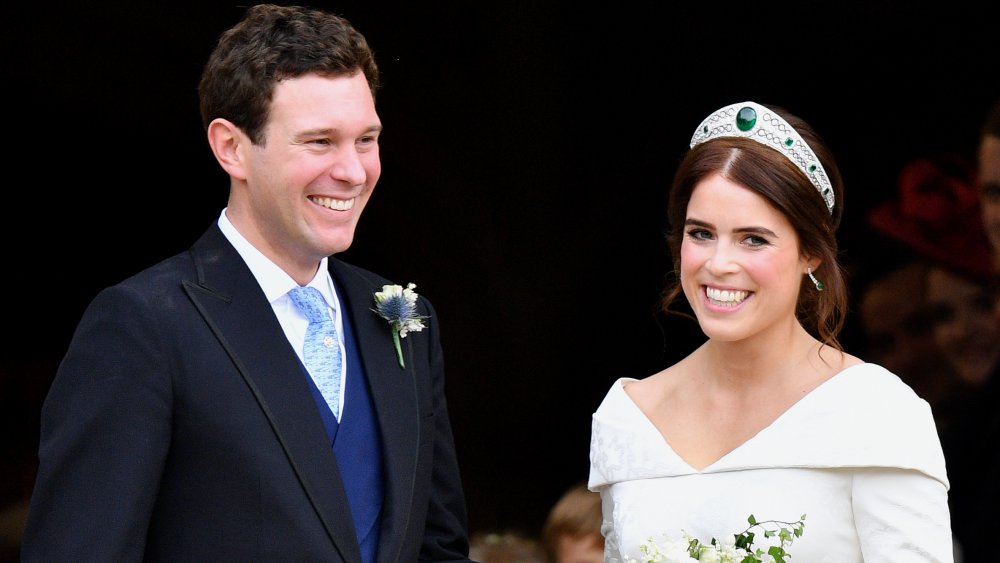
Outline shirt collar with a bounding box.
[216,208,336,306]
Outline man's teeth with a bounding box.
[706,287,749,306]
[310,196,354,211]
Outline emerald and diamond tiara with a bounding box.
[689,101,835,214]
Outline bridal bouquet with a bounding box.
[633,514,805,563]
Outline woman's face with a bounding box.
[680,173,813,344]
[926,266,1000,386]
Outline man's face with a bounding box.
[229,72,382,280]
[978,135,1000,261]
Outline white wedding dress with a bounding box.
[588,364,952,563]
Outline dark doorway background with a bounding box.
[5,0,998,545]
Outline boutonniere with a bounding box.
[372,283,428,368]
[635,514,805,563]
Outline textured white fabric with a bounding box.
[588,363,953,563]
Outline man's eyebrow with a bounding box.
[296,124,383,137]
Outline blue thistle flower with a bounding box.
[372,283,428,368]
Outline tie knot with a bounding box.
[288,286,331,323]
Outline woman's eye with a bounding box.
[686,228,712,240]
[744,235,769,247]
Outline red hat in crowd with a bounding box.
[868,152,993,284]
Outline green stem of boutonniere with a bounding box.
[392,330,405,368]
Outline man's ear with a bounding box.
[207,118,249,181]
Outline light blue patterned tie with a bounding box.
[288,286,342,419]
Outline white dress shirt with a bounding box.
[217,208,347,417]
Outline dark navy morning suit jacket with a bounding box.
[22,223,470,562]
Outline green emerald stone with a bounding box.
[703,125,709,134]
[809,164,817,172]
[784,138,794,147]
[816,280,825,291]
[736,107,757,131]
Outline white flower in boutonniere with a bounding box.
[372,283,428,368]
[633,514,805,563]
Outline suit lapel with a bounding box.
[185,226,363,563]
[330,260,421,562]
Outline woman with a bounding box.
[588,102,952,562]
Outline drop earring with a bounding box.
[806,268,824,291]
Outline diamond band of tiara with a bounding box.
[689,101,835,214]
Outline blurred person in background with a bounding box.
[976,97,1000,325]
[868,151,999,562]
[541,482,603,563]
[469,530,545,563]
[868,153,998,390]
[978,98,1000,274]
[857,261,965,431]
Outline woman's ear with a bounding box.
[206,118,249,181]
[801,253,822,274]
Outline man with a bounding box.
[978,97,1000,326]
[979,98,1000,276]
[22,5,471,561]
